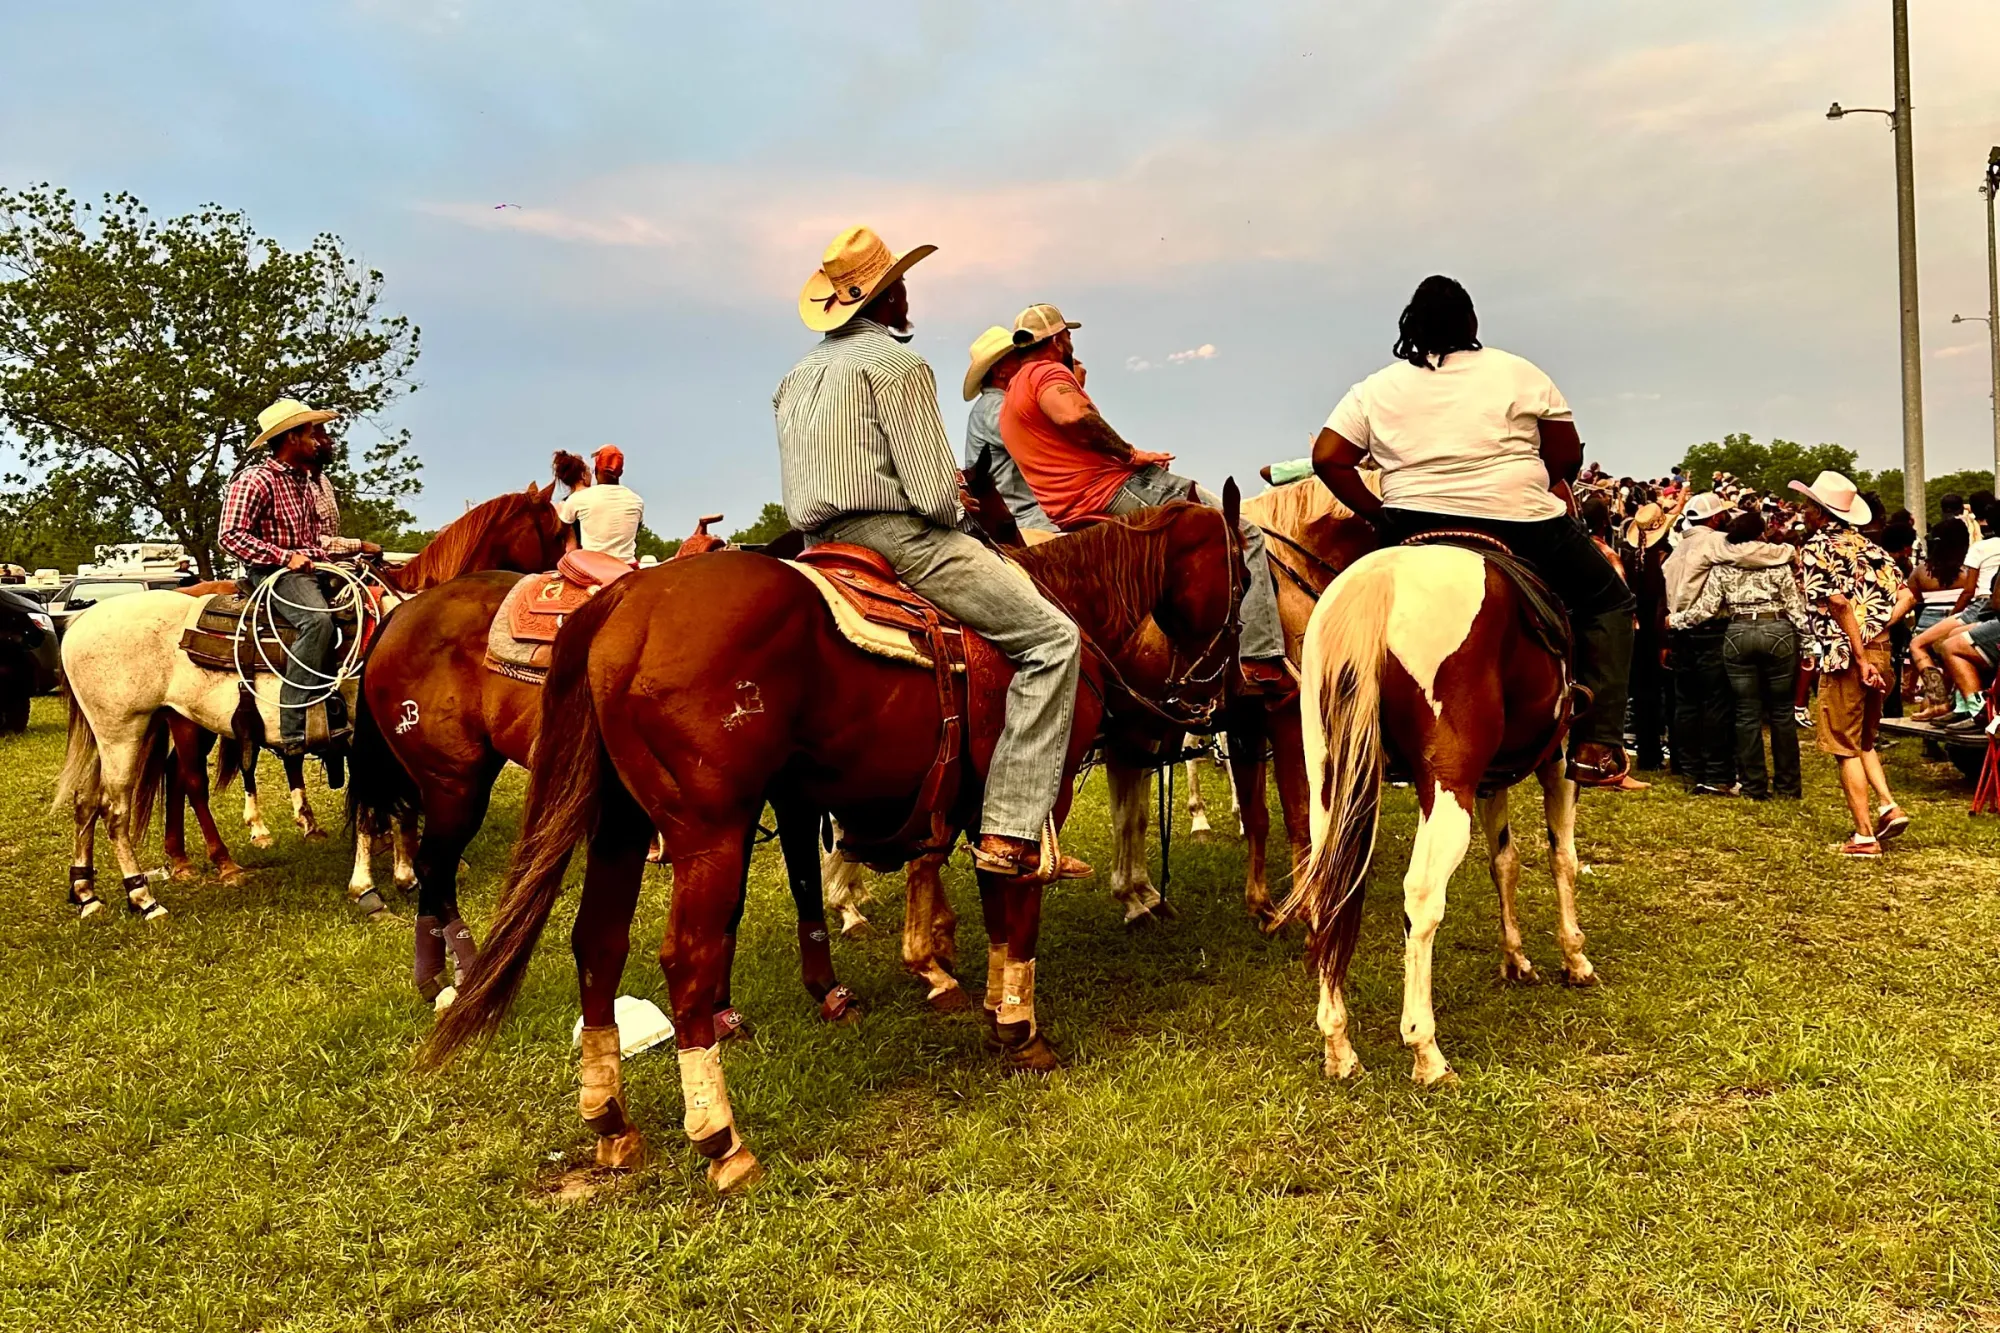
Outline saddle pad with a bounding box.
[786,562,946,670]
[486,574,555,683]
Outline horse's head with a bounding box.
[387,481,567,592]
[1153,482,1246,657]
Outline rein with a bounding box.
[1263,527,1342,599]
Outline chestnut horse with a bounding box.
[425,497,1245,1192]
[1283,540,1595,1087]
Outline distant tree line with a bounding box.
[1675,432,1993,525]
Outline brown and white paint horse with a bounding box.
[1284,540,1595,1087]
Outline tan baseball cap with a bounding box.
[1010,303,1081,348]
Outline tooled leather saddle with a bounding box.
[180,587,370,676]
[794,542,1016,866]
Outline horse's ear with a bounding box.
[535,481,555,501]
[525,479,540,495]
[1222,477,1242,546]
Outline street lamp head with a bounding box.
[1954,313,1967,324]
[1826,102,1845,120]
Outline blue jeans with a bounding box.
[251,566,335,745]
[1722,618,1800,798]
[814,514,1081,842]
[1107,467,1286,661]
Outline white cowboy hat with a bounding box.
[1682,491,1734,524]
[798,226,937,333]
[963,326,1017,402]
[250,398,338,449]
[1788,470,1871,526]
[1010,302,1081,348]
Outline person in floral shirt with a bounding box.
[1791,470,1909,857]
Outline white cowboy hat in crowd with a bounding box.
[1011,302,1082,348]
[250,398,338,449]
[963,326,1017,402]
[1788,470,1871,526]
[799,226,937,333]
[1682,491,1734,524]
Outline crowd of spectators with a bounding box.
[1576,464,1998,857]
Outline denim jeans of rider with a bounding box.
[811,513,1081,843]
[249,565,336,745]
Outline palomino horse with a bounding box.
[55,484,568,920]
[1283,538,1595,1087]
[425,498,1246,1193]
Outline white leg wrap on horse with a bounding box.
[985,945,1008,1012]
[678,1044,738,1150]
[999,958,1036,1032]
[578,1026,625,1130]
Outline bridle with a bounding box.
[1263,526,1345,599]
[1072,506,1244,733]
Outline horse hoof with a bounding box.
[1414,1065,1459,1090]
[818,985,863,1024]
[1122,905,1159,930]
[303,829,327,843]
[1001,1032,1063,1074]
[168,862,197,883]
[1500,957,1540,985]
[216,863,246,885]
[713,1009,754,1044]
[249,833,274,850]
[393,873,418,894]
[1324,1050,1365,1080]
[76,899,103,920]
[1148,898,1179,922]
[839,917,873,940]
[433,986,458,1013]
[1561,965,1598,988]
[353,889,391,919]
[594,1127,648,1172]
[708,1146,763,1195]
[926,983,971,1014]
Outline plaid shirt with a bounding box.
[218,459,330,567]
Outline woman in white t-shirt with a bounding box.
[1310,275,1636,786]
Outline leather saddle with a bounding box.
[795,542,1015,865]
[180,587,367,676]
[504,549,638,645]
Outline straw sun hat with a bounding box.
[799,226,936,333]
[1621,502,1672,549]
[963,326,1017,402]
[250,398,338,449]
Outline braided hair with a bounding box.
[1393,275,1482,370]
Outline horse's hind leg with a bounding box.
[903,850,965,1012]
[660,825,764,1192]
[568,795,652,1172]
[1104,759,1163,924]
[1186,757,1212,836]
[411,763,499,1003]
[822,827,873,936]
[1227,706,1278,930]
[1318,974,1363,1079]
[1479,789,1534,983]
[985,871,1059,1072]
[1401,784,1475,1087]
[69,796,102,918]
[772,796,860,1023]
[1537,762,1595,986]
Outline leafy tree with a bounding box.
[1868,467,1994,524]
[728,502,791,546]
[0,184,422,576]
[0,467,139,571]
[1676,433,1868,500]
[634,524,681,562]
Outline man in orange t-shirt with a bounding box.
[998,304,1288,690]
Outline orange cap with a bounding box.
[592,444,625,473]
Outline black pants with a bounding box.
[1722,618,1801,798]
[1377,508,1636,748]
[1671,623,1735,787]
[1630,633,1671,770]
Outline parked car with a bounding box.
[45,571,194,637]
[0,586,60,732]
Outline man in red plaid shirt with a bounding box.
[219,398,378,751]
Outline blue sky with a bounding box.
[5,0,1999,535]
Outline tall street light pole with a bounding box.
[1827,0,1927,533]
[1985,148,2000,488]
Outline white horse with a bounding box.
[53,483,567,920]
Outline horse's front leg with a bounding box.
[1401,786,1474,1087]
[983,870,1058,1072]
[1185,757,1212,836]
[287,755,325,841]
[1226,705,1276,929]
[1103,759,1162,924]
[773,797,860,1023]
[241,744,274,848]
[1478,789,1534,982]
[1537,762,1595,986]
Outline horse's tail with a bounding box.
[421,582,630,1070]
[51,685,100,817]
[346,656,418,840]
[1279,556,1395,992]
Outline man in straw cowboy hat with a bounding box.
[773,226,1086,880]
[998,303,1291,694]
[218,397,380,754]
[961,326,1056,540]
[1791,470,1910,857]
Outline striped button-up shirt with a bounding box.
[218,459,330,567]
[774,319,962,533]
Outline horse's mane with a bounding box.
[391,490,546,592]
[1015,504,1195,645]
[1240,471,1381,537]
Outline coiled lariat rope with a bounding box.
[235,561,388,711]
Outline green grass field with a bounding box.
[2,694,1998,1331]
